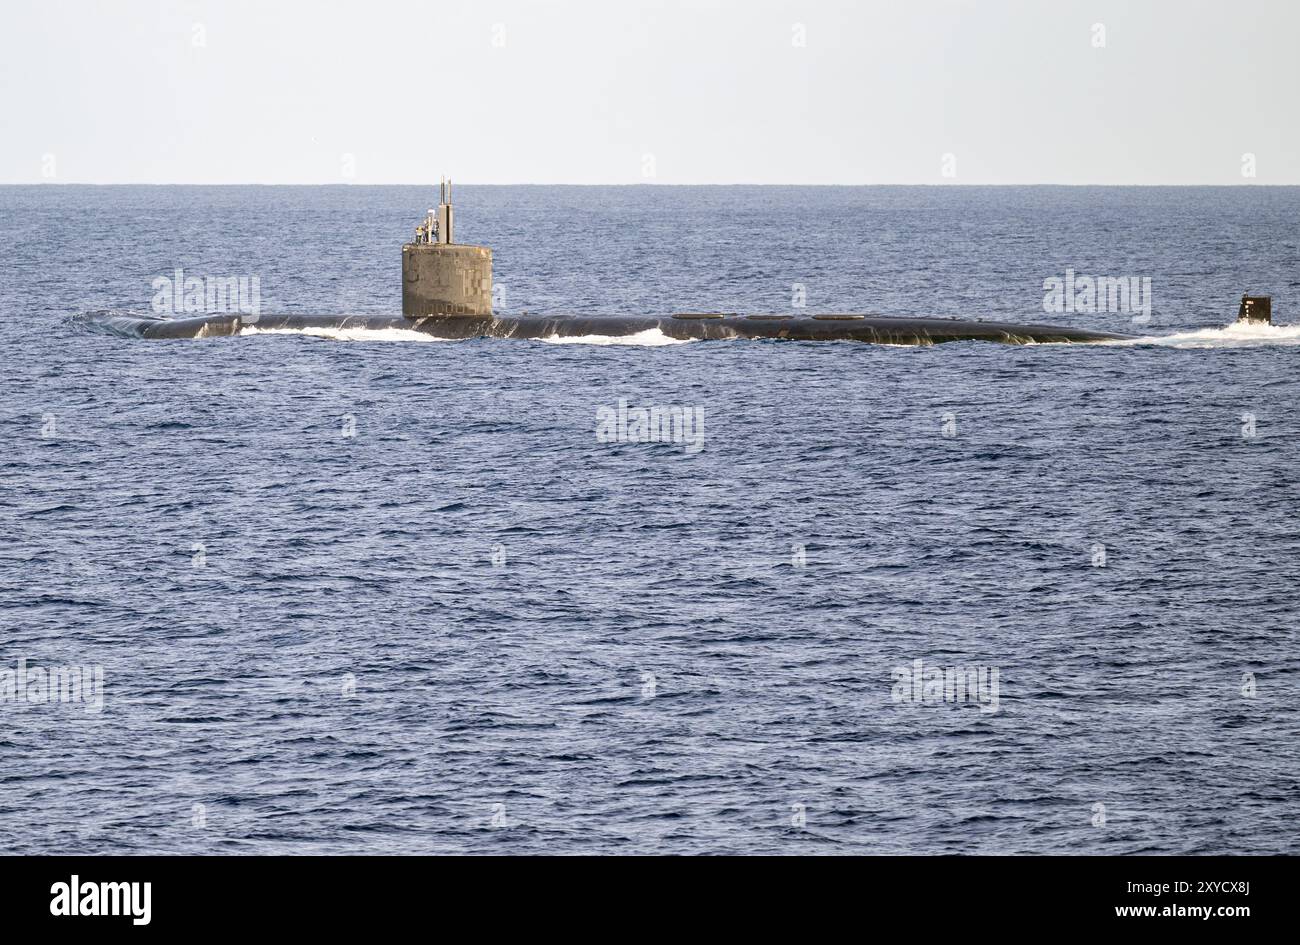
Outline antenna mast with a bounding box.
[437,176,454,244]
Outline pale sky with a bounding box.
[3,0,1297,184]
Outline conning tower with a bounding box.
[402,178,493,317]
[1237,294,1272,324]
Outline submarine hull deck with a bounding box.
[86,311,1135,345]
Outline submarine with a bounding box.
[90,182,1274,344]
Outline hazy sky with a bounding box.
[3,0,1297,184]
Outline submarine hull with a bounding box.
[84,311,1134,344]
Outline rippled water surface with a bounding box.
[2,185,1298,854]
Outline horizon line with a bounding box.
[5,181,1297,188]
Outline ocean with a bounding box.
[2,184,1298,854]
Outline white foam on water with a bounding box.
[240,325,454,342]
[237,325,690,345]
[1110,321,1300,349]
[538,328,691,346]
[227,321,1299,350]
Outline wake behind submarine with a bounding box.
[95,183,1276,344]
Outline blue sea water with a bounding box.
[1,184,1298,855]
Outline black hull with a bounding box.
[82,311,1135,345]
